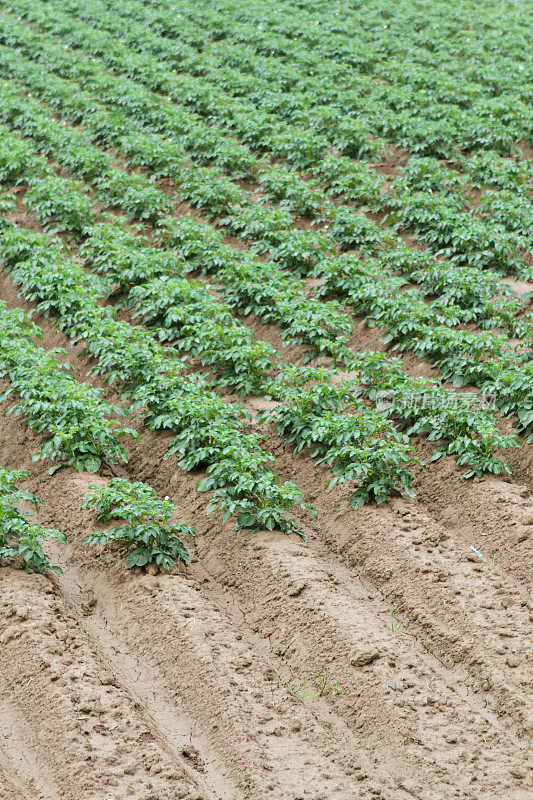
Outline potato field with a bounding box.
[0,0,531,798]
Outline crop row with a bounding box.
[81,220,279,398]
[18,0,532,158]
[160,0,532,151]
[6,1,532,234]
[0,76,530,442]
[2,71,528,418]
[0,463,65,574]
[0,295,136,475]
[0,121,522,476]
[62,0,533,193]
[1,0,528,577]
[51,0,530,255]
[152,0,531,110]
[0,6,530,278]
[392,157,532,246]
[0,449,197,575]
[88,0,532,245]
[91,211,525,475]
[0,70,529,355]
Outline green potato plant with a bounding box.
[82,478,196,570]
[0,467,65,574]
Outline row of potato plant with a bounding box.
[6,1,531,258]
[83,213,522,480]
[25,0,530,237]
[0,91,523,468]
[23,0,531,159]
[157,216,524,470]
[0,32,526,304]
[0,464,65,574]
[144,0,531,151]
[0,90,356,361]
[80,218,281,398]
[77,219,424,508]
[82,478,197,570]
[0,108,523,463]
[2,78,531,442]
[0,295,136,474]
[0,458,196,573]
[4,79,527,417]
[0,69,527,349]
[51,0,532,201]
[0,7,529,276]
[0,140,427,516]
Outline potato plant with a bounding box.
[0,303,137,475]
[259,375,421,508]
[82,478,196,570]
[0,466,65,574]
[24,175,94,237]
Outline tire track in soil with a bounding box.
[46,536,244,800]
[312,494,532,738]
[0,568,211,800]
[414,460,532,589]
[0,683,60,800]
[189,517,531,799]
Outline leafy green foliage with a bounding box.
[0,303,136,474]
[0,466,66,574]
[355,351,519,477]
[478,190,533,245]
[0,126,49,184]
[229,203,293,249]
[259,372,421,507]
[131,371,314,538]
[24,175,94,237]
[1,225,109,339]
[176,165,245,217]
[257,165,323,214]
[387,191,528,274]
[314,156,384,205]
[329,207,394,252]
[395,157,464,194]
[464,151,532,190]
[156,215,353,363]
[128,276,279,396]
[1,222,312,535]
[82,478,196,570]
[0,193,16,230]
[96,169,173,223]
[270,229,336,275]
[81,219,179,291]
